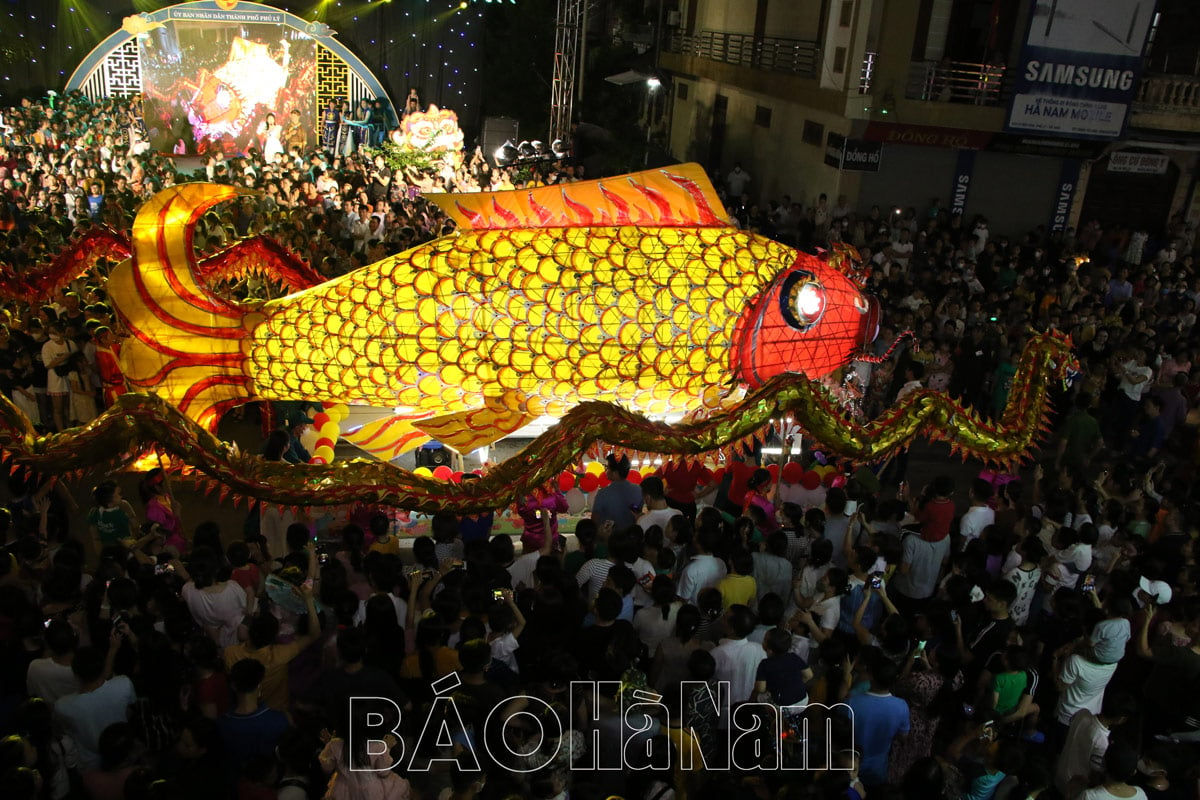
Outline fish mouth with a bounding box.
[859,295,882,348]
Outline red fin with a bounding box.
[427,163,730,229]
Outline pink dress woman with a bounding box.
[516,491,569,551]
[141,469,186,553]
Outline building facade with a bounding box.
[658,0,1200,240]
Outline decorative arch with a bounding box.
[66,0,395,123]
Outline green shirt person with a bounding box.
[87,480,136,548]
[1056,394,1103,475]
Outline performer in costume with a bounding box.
[322,100,340,153]
[283,108,306,154]
[337,100,355,157]
[94,327,127,408]
[257,112,284,163]
[353,98,372,148]
[368,99,389,147]
[401,89,421,119]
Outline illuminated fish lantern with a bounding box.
[109,165,881,459]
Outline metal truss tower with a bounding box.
[550,0,585,145]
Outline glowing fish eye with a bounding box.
[780,271,826,331]
[796,283,824,319]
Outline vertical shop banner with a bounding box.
[950,150,976,217]
[1050,160,1082,233]
[1007,0,1157,140]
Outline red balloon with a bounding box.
[433,465,453,481]
[451,471,464,483]
[314,437,335,450]
[627,469,642,485]
[768,464,780,481]
[781,462,804,484]
[801,471,822,490]
[598,474,611,488]
[580,474,599,493]
[312,412,330,427]
[558,471,577,492]
[309,456,327,465]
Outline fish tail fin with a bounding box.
[108,184,255,432]
[341,413,434,461]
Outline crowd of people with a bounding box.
[0,90,1197,800]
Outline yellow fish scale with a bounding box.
[247,227,788,414]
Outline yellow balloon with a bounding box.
[585,461,605,476]
[314,445,335,462]
[413,466,433,478]
[318,421,339,441]
[327,404,349,422]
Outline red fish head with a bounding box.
[733,253,881,388]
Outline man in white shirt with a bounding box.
[1053,650,1118,749]
[726,163,751,198]
[677,528,727,603]
[1055,692,1136,796]
[637,476,681,533]
[55,646,138,770]
[751,531,793,605]
[885,228,914,269]
[26,620,80,705]
[958,479,995,552]
[1118,350,1153,403]
[711,605,767,704]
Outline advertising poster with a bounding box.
[138,8,317,155]
[1006,0,1157,140]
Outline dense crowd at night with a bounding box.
[0,91,1197,800]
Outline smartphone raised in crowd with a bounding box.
[844,500,859,517]
[1081,574,1097,593]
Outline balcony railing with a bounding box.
[860,51,876,94]
[1136,74,1200,112]
[666,29,819,77]
[906,59,1008,106]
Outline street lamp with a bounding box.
[644,76,662,166]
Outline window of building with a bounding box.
[802,120,823,146]
[833,46,847,73]
[677,82,689,100]
[754,106,772,128]
[840,1,854,27]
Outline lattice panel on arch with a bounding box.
[104,38,143,98]
[316,45,350,111]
